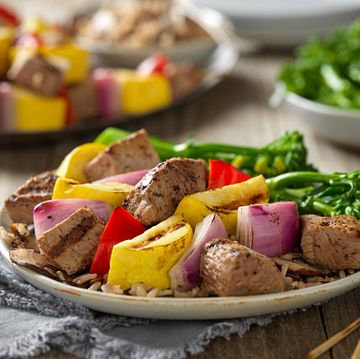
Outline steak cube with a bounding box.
[9,55,64,96]
[36,207,105,275]
[85,129,160,182]
[4,171,58,224]
[301,215,360,270]
[200,238,286,296]
[123,157,208,226]
[68,80,99,122]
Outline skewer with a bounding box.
[303,317,360,359]
[351,339,360,359]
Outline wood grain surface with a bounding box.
[0,49,359,359]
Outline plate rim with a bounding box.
[1,208,360,318]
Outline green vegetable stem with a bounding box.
[95,127,315,177]
[266,170,360,218]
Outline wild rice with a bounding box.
[12,223,30,237]
[158,289,173,297]
[44,266,57,278]
[281,264,289,278]
[56,271,66,282]
[280,252,302,260]
[174,290,193,298]
[101,283,123,294]
[147,288,160,297]
[73,273,97,285]
[88,281,102,291]
[0,226,15,244]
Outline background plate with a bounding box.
[1,209,359,320]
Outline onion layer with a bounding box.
[236,202,299,257]
[33,199,113,238]
[169,213,227,291]
[92,169,149,185]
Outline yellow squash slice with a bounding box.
[56,143,106,183]
[175,175,268,234]
[108,215,193,290]
[52,178,133,207]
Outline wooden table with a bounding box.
[0,49,359,359]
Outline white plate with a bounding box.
[194,0,360,46]
[1,209,360,320]
[284,91,360,149]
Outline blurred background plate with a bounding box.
[284,91,360,149]
[74,1,233,68]
[0,41,238,146]
[194,0,360,46]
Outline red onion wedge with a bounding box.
[33,199,113,238]
[92,169,149,185]
[236,202,299,257]
[169,213,227,292]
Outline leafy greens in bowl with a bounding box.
[278,19,360,110]
[274,19,360,148]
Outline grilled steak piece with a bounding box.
[68,80,99,122]
[36,207,105,275]
[301,215,360,270]
[4,171,58,224]
[9,55,64,97]
[123,157,208,226]
[200,238,286,296]
[85,129,160,182]
[10,248,59,278]
[167,63,203,100]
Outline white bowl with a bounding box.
[284,92,360,148]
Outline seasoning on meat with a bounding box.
[300,215,360,270]
[123,157,208,226]
[84,129,160,182]
[200,238,286,296]
[36,207,105,275]
[4,171,58,224]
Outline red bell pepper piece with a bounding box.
[90,207,146,275]
[208,159,252,189]
[136,53,170,76]
[0,5,19,27]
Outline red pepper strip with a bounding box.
[207,159,252,189]
[58,86,75,125]
[136,53,170,76]
[90,207,146,275]
[0,5,19,27]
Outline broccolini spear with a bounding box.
[95,127,315,177]
[266,170,360,218]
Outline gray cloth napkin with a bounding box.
[0,256,280,359]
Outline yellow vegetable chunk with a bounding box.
[40,43,89,84]
[0,27,14,77]
[116,70,171,115]
[52,178,133,207]
[13,86,66,131]
[56,143,106,183]
[108,215,193,290]
[175,175,268,234]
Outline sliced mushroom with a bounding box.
[273,257,323,277]
[9,248,60,279]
